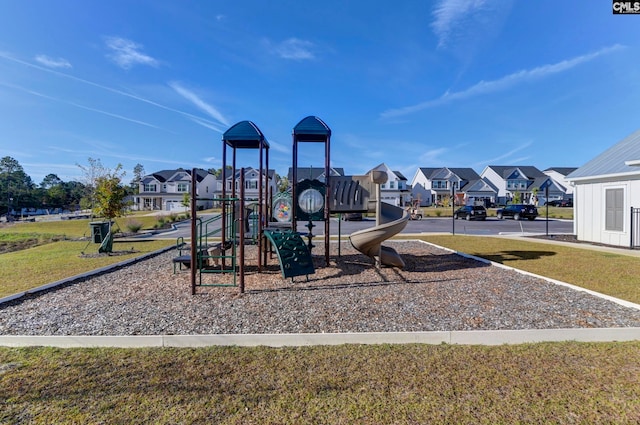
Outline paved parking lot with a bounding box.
[164,215,573,239]
[330,216,573,236]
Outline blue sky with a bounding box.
[1,0,640,185]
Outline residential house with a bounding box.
[566,129,640,248]
[480,165,564,206]
[225,167,278,201]
[135,168,217,211]
[370,163,412,206]
[544,167,577,200]
[411,167,497,207]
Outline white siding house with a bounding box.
[370,163,412,206]
[567,129,640,248]
[225,167,278,201]
[544,167,577,199]
[136,168,217,211]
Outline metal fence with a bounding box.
[632,207,640,249]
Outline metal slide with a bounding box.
[349,202,409,268]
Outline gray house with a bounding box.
[567,129,640,248]
[480,165,565,206]
[411,167,497,207]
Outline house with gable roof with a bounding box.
[566,129,640,248]
[411,167,497,207]
[135,168,217,211]
[544,167,578,199]
[224,167,278,201]
[480,165,564,206]
[369,163,412,206]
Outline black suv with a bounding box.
[496,204,538,221]
[453,205,487,221]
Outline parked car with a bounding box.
[496,204,538,221]
[453,205,487,221]
[341,212,363,221]
[545,199,573,207]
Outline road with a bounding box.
[160,215,573,239]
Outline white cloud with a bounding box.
[266,139,289,154]
[34,55,72,69]
[0,52,229,131]
[419,147,448,164]
[381,44,624,119]
[169,82,230,127]
[273,38,316,60]
[0,81,166,131]
[105,36,160,69]
[431,0,491,48]
[472,141,532,167]
[188,117,226,134]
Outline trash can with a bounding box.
[89,221,111,244]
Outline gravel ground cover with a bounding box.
[1,241,639,336]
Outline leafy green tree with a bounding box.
[181,192,190,209]
[210,165,232,178]
[63,181,86,210]
[40,173,62,189]
[131,163,145,194]
[512,191,522,204]
[277,176,290,193]
[1,156,34,214]
[93,164,129,221]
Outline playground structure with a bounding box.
[346,170,409,268]
[182,116,409,294]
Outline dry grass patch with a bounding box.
[1,343,639,424]
[419,235,640,304]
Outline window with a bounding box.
[143,183,157,192]
[432,180,448,189]
[605,188,624,232]
[177,183,188,192]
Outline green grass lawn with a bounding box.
[418,235,640,304]
[0,240,174,297]
[1,342,639,424]
[0,217,176,297]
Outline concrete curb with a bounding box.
[1,328,638,348]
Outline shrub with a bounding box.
[125,219,143,233]
[435,211,442,217]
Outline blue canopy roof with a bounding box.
[223,120,269,149]
[293,116,331,142]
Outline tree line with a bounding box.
[0,156,145,217]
